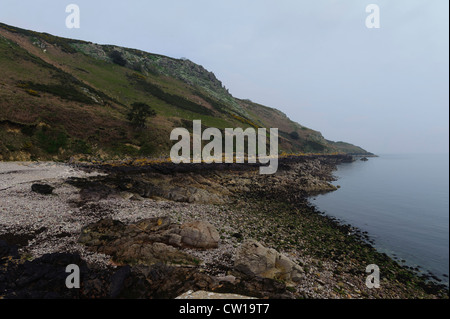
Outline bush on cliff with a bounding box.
[127,102,156,129]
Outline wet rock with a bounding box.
[31,183,54,195]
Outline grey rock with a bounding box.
[178,221,220,249]
[234,240,303,283]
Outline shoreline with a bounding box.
[309,156,449,287]
[0,157,448,299]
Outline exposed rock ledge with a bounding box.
[78,217,220,266]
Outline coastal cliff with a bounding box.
[0,22,372,161]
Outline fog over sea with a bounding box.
[311,154,449,285]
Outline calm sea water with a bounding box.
[311,154,449,285]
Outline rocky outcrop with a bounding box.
[234,240,303,283]
[71,156,344,208]
[31,183,54,195]
[0,240,294,299]
[78,217,220,266]
[78,218,195,266]
[177,221,220,249]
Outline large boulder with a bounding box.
[234,240,303,283]
[178,221,220,249]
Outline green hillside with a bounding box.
[0,22,372,161]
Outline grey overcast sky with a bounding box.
[0,0,448,154]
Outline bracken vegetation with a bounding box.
[0,22,372,160]
[127,73,214,116]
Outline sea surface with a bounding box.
[311,154,449,285]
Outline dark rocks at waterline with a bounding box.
[31,183,54,195]
[69,155,350,206]
[360,157,369,161]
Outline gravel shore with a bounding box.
[0,162,237,271]
[1,159,447,299]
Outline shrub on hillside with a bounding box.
[289,131,300,140]
[127,74,214,116]
[109,50,127,66]
[127,102,156,129]
[72,139,92,155]
[36,126,68,154]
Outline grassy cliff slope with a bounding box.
[0,23,372,161]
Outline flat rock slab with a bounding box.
[176,290,256,299]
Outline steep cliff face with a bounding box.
[0,22,372,161]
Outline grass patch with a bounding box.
[0,22,85,53]
[127,73,213,116]
[72,139,92,155]
[35,126,68,154]
[18,81,93,104]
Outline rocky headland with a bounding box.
[0,156,447,299]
